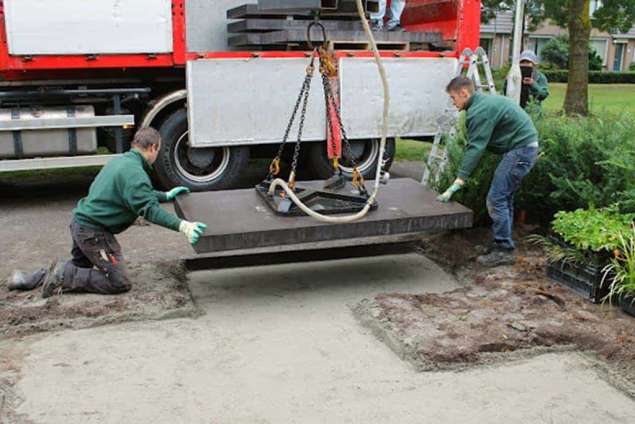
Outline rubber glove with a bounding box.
[179,221,207,245]
[166,186,191,201]
[437,179,464,203]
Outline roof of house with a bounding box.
[481,11,514,35]
[482,10,635,38]
[614,27,635,39]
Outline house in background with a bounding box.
[480,10,635,71]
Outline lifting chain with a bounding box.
[267,20,368,197]
[318,46,368,196]
[267,52,316,180]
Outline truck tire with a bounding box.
[155,109,249,191]
[307,138,396,180]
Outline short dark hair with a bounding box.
[446,76,475,94]
[132,127,161,149]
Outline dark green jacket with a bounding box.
[458,92,539,180]
[528,70,549,103]
[503,69,550,108]
[74,149,181,234]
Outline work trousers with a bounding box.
[486,144,539,250]
[61,219,131,295]
[371,0,406,28]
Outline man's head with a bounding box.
[446,76,475,111]
[520,50,539,68]
[132,127,162,165]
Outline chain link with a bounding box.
[290,69,314,175]
[267,52,316,179]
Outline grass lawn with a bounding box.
[395,138,431,162]
[543,83,635,114]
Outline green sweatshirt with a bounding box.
[528,70,549,102]
[458,92,539,180]
[73,149,182,234]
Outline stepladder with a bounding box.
[421,47,496,186]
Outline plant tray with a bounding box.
[547,259,610,304]
[621,294,635,317]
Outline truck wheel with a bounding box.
[155,109,249,191]
[307,138,395,180]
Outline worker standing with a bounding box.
[506,50,550,110]
[437,76,539,267]
[8,128,206,297]
[371,0,406,31]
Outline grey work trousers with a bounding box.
[61,219,131,295]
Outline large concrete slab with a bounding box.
[175,178,473,254]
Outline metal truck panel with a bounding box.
[187,58,327,147]
[0,106,97,159]
[186,56,455,146]
[340,57,458,138]
[4,0,173,55]
[187,0,246,52]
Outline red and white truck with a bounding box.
[0,0,480,190]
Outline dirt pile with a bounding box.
[0,261,199,338]
[355,229,635,397]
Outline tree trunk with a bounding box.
[565,0,591,116]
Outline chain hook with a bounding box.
[306,21,327,50]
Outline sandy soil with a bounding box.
[355,228,635,397]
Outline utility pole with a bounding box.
[506,0,526,103]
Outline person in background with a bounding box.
[516,50,550,109]
[371,0,406,31]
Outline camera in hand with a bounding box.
[520,66,533,108]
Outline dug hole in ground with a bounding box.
[0,169,634,423]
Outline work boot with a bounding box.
[7,268,47,291]
[41,260,66,299]
[371,20,383,31]
[476,248,516,267]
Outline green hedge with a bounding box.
[543,70,635,84]
[429,113,635,225]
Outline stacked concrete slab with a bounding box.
[227,2,445,51]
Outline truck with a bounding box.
[0,0,480,191]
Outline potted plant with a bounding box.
[602,225,635,317]
[529,207,634,303]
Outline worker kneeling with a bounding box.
[9,128,206,298]
[438,76,539,268]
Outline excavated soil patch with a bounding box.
[355,229,635,397]
[0,261,199,339]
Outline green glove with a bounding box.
[437,182,463,203]
[179,221,207,245]
[166,186,191,201]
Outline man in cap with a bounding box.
[516,50,550,109]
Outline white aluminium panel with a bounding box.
[187,58,327,147]
[5,0,173,55]
[340,57,458,138]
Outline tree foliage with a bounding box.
[482,1,635,115]
[540,36,603,70]
[483,1,635,32]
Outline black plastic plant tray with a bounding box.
[621,294,635,317]
[547,259,610,304]
[255,181,377,216]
